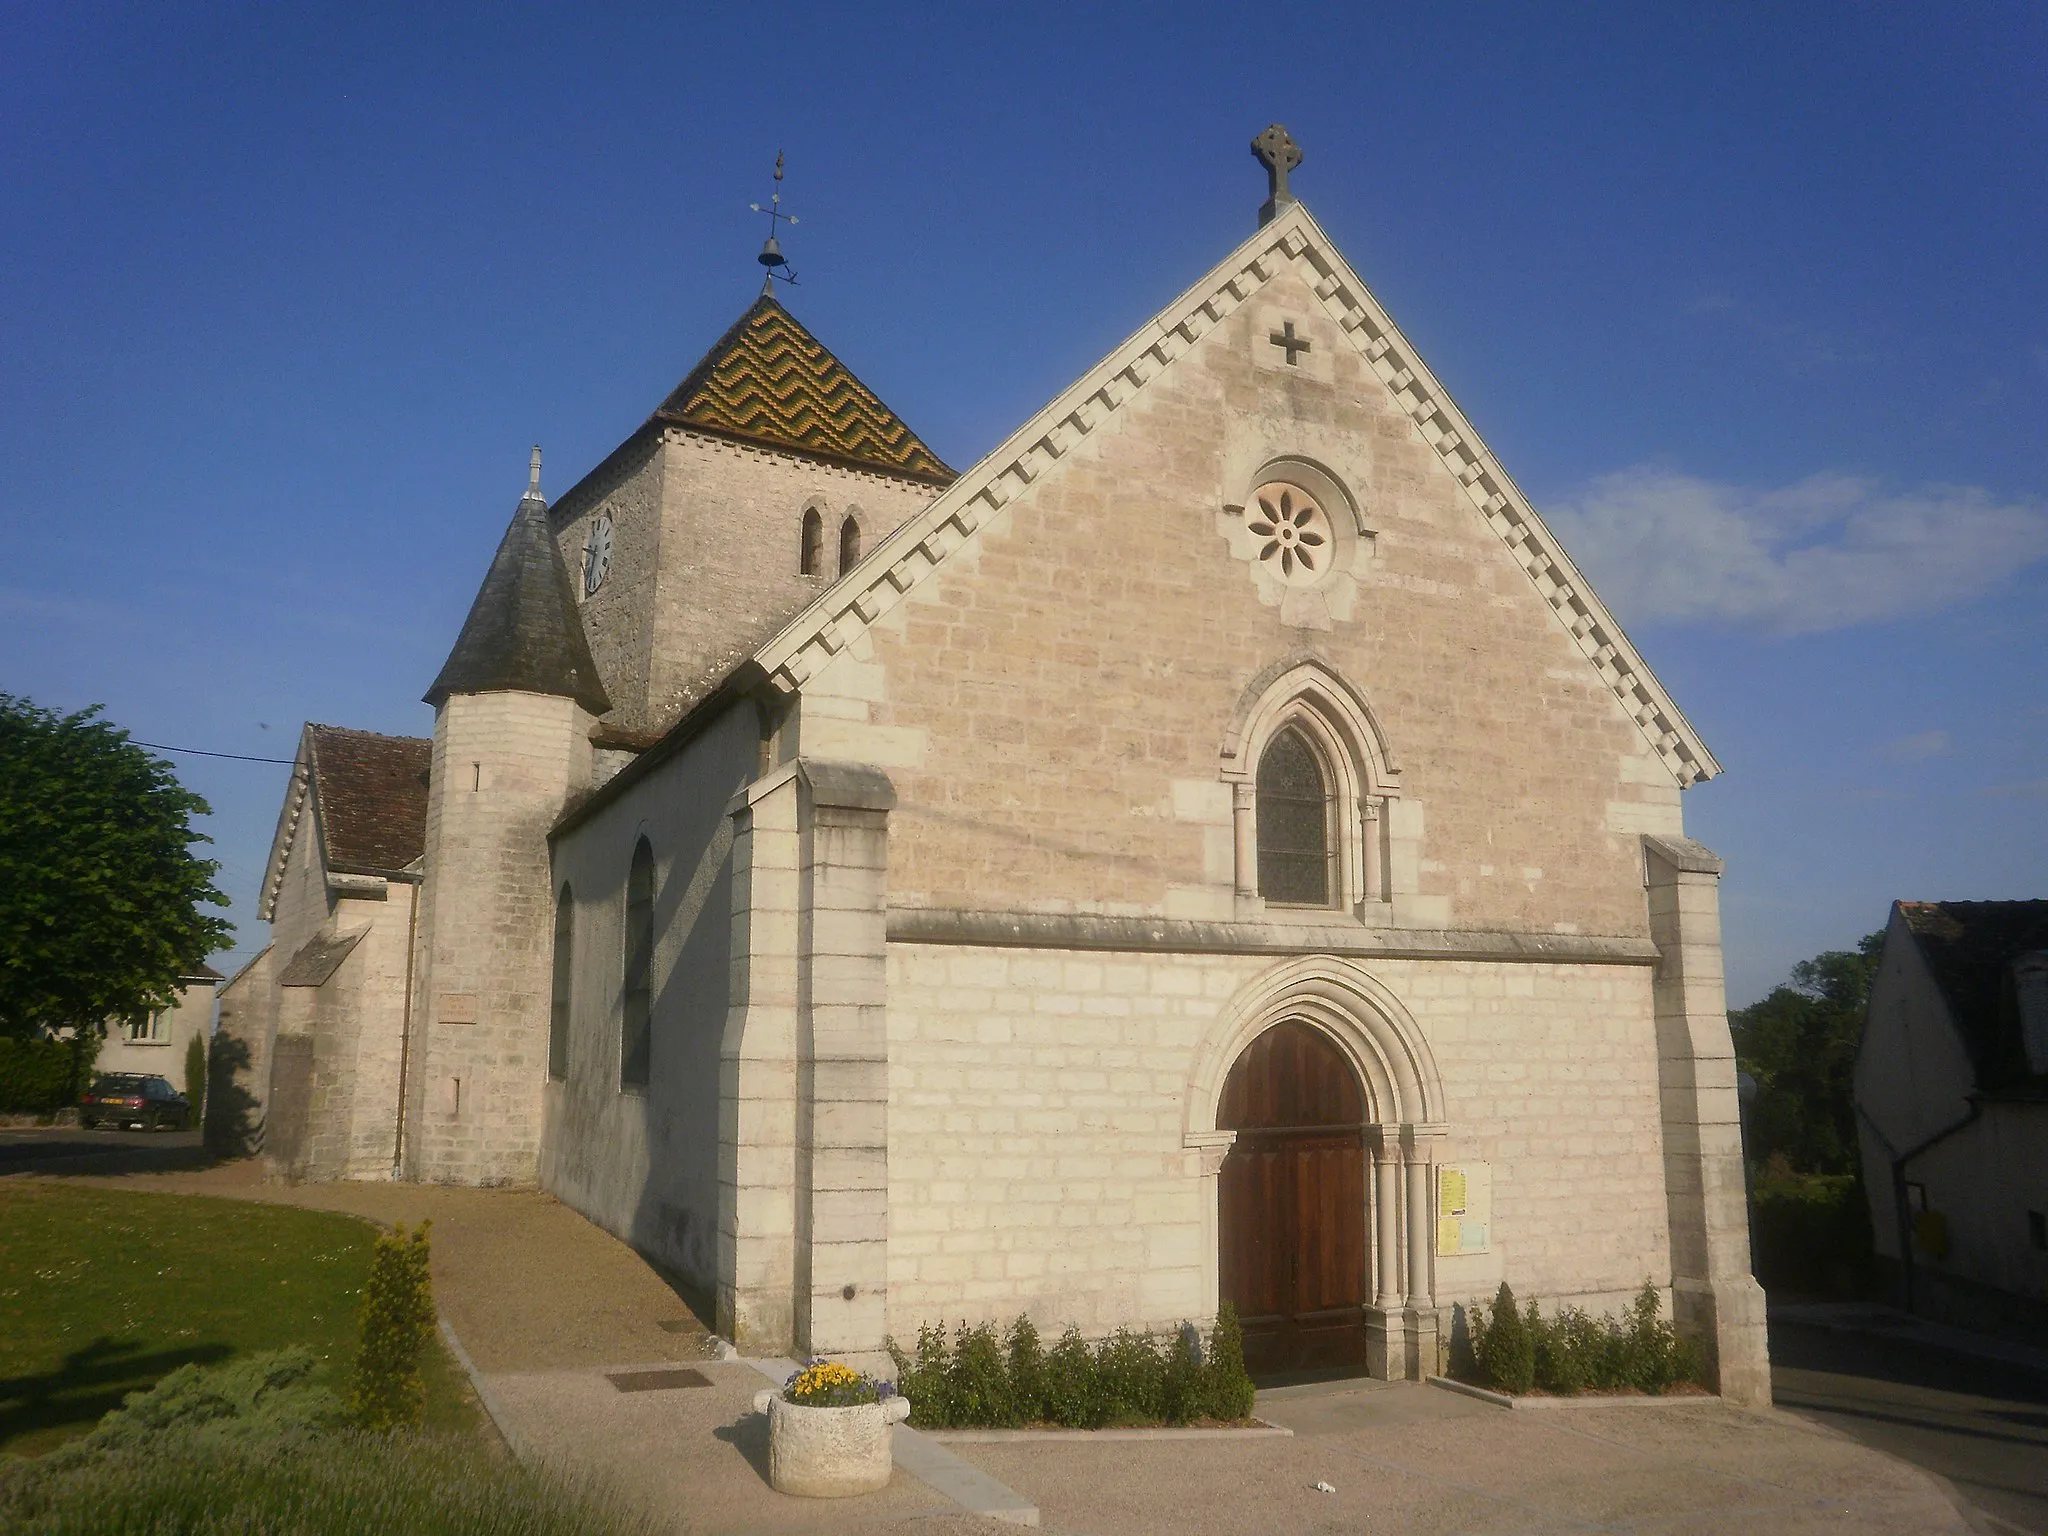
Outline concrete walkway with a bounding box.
[37,1162,1977,1534]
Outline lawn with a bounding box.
[0,1182,476,1456]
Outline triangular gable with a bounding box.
[753,203,1719,787]
[258,723,432,920]
[651,296,955,487]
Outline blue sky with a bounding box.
[3,3,2043,1004]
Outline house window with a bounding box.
[125,1011,169,1043]
[800,507,823,576]
[1257,726,1334,906]
[2030,1211,2047,1252]
[838,515,861,575]
[548,883,573,1082]
[621,838,653,1089]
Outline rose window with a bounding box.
[1245,483,1333,587]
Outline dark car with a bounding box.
[80,1073,190,1131]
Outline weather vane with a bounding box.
[750,150,799,294]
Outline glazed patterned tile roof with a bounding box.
[306,725,432,877]
[651,296,954,485]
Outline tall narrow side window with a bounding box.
[548,883,574,1081]
[1257,725,1335,906]
[838,515,861,575]
[800,507,823,576]
[622,839,654,1089]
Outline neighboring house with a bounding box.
[1855,899,2048,1340]
[214,132,1767,1401]
[94,965,221,1084]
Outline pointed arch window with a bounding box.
[548,883,573,1081]
[621,839,653,1089]
[1256,726,1336,907]
[800,508,823,576]
[838,515,861,575]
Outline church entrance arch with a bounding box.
[1218,1020,1369,1377]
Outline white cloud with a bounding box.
[1544,468,2048,634]
[1883,730,1951,763]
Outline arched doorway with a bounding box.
[1218,1019,1369,1377]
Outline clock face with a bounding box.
[583,513,613,597]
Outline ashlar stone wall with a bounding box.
[408,690,593,1186]
[551,429,938,740]
[799,263,1683,937]
[883,943,1673,1342]
[542,699,760,1290]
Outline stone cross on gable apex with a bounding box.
[1251,123,1303,226]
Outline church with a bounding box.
[214,127,1768,1401]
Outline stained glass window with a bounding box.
[1257,726,1333,906]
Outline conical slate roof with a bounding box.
[425,486,612,715]
[650,295,954,485]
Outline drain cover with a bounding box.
[607,1368,711,1392]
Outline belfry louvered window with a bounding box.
[548,884,573,1081]
[838,516,861,575]
[1257,726,1335,906]
[621,839,653,1089]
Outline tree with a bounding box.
[0,696,230,1040]
[1729,931,1884,1175]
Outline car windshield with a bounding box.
[92,1076,147,1092]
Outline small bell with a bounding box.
[758,235,785,270]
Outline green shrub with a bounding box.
[1162,1324,1204,1423]
[43,1349,341,1468]
[1475,1282,1535,1393]
[0,1428,659,1535]
[1476,1282,1706,1396]
[1041,1325,1098,1427]
[887,1322,953,1428]
[1202,1302,1256,1421]
[0,1035,96,1115]
[1005,1316,1046,1421]
[887,1308,1259,1429]
[348,1221,434,1432]
[1093,1330,1164,1426]
[1749,1166,1874,1296]
[183,1033,206,1121]
[947,1322,1017,1427]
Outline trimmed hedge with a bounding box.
[1467,1282,1704,1396]
[0,1035,97,1114]
[888,1306,1257,1429]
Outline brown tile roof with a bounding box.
[1898,899,2048,1089]
[306,725,432,877]
[651,296,954,485]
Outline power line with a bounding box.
[132,739,295,765]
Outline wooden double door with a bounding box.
[1218,1020,1370,1378]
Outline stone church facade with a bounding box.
[216,138,1768,1401]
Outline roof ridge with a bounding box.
[747,203,1719,787]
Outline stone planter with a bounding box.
[752,1389,912,1498]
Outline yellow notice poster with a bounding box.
[1436,1162,1492,1256]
